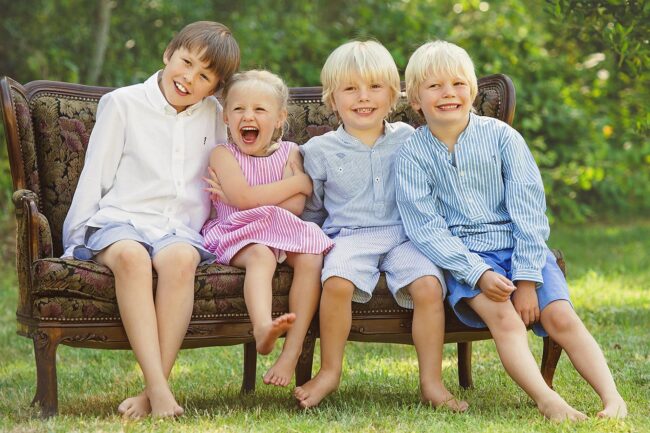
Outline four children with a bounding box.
[61,19,626,421]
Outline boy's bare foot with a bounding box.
[421,382,469,412]
[293,370,340,409]
[255,313,296,355]
[145,384,184,418]
[537,392,587,422]
[263,348,300,387]
[118,391,151,419]
[597,395,627,418]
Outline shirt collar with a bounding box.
[421,113,474,150]
[144,71,205,116]
[334,120,392,148]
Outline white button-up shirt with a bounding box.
[62,71,226,257]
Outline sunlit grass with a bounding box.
[0,220,648,432]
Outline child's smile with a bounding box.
[331,73,392,146]
[224,81,287,157]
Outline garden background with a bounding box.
[0,1,648,432]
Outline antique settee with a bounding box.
[0,73,565,417]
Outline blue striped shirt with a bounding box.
[396,113,549,287]
[301,121,414,235]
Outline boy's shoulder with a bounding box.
[386,121,415,141]
[302,128,341,153]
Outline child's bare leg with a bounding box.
[264,252,322,386]
[294,276,354,408]
[541,300,627,418]
[232,244,294,355]
[409,276,468,412]
[467,294,587,421]
[97,241,177,418]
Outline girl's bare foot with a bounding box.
[537,392,587,422]
[145,384,183,418]
[597,395,627,418]
[263,348,300,387]
[421,382,469,412]
[118,391,151,419]
[255,313,296,355]
[293,370,340,409]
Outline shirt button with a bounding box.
[375,177,380,182]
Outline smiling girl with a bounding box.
[201,70,333,387]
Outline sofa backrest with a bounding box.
[1,75,514,258]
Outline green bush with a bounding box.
[1,0,648,223]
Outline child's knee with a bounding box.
[108,241,151,272]
[323,276,355,298]
[542,302,581,333]
[408,276,444,305]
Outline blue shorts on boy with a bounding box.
[323,225,447,309]
[73,222,216,265]
[446,248,571,336]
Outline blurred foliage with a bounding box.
[0,0,648,222]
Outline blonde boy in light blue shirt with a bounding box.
[296,40,467,411]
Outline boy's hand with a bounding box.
[204,167,231,205]
[477,270,516,302]
[511,280,540,326]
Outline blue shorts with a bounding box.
[322,225,446,309]
[446,248,572,337]
[72,222,216,265]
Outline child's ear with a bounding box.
[162,49,171,65]
[410,100,421,113]
[277,109,288,128]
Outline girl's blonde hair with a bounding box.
[222,70,289,146]
[321,40,401,112]
[405,41,478,106]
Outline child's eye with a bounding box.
[183,58,191,65]
[201,74,210,81]
[255,107,267,112]
[371,83,383,89]
[343,86,355,91]
[429,83,440,89]
[454,81,467,86]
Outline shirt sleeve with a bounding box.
[300,141,328,226]
[396,145,491,288]
[61,93,125,257]
[501,129,550,284]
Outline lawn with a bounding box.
[0,219,648,433]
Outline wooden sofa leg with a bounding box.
[30,330,59,417]
[541,336,563,389]
[241,341,257,394]
[457,342,473,389]
[295,324,317,386]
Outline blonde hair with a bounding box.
[320,40,401,112]
[405,40,478,106]
[222,70,289,146]
[165,21,240,91]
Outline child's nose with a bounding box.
[358,87,370,101]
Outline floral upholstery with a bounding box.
[9,79,507,324]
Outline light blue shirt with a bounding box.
[301,121,414,235]
[396,113,549,288]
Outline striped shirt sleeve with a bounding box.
[501,129,550,284]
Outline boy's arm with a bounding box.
[501,129,550,285]
[395,146,491,288]
[300,143,328,226]
[207,146,312,211]
[62,94,125,257]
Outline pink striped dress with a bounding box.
[202,141,334,264]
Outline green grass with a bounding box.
[0,220,648,432]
